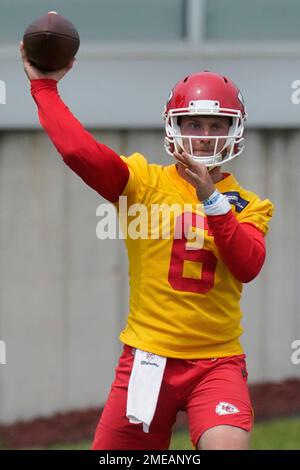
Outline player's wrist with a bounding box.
[203,190,231,215]
[203,189,221,206]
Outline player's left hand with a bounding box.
[174,151,215,201]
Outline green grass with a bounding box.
[44,416,300,450]
[250,416,300,450]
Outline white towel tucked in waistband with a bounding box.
[126,348,167,433]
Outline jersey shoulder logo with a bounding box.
[222,191,249,213]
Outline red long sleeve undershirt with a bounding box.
[30,79,130,203]
[207,212,266,283]
[30,78,266,283]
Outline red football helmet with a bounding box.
[163,71,247,166]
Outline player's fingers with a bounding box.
[19,41,32,79]
[178,152,200,173]
[173,151,183,159]
[19,41,31,69]
[179,151,194,164]
[174,151,189,159]
[19,41,26,61]
[181,152,199,167]
[174,151,192,164]
[182,152,208,175]
[19,41,29,63]
[173,151,187,165]
[185,167,200,182]
[174,152,207,178]
[66,57,75,71]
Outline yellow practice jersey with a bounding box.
[114,153,273,359]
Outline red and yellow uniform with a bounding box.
[116,152,273,359]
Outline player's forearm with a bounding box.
[207,211,266,283]
[30,78,129,202]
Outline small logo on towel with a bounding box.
[140,360,159,367]
[215,402,240,416]
[146,352,155,360]
[141,353,159,367]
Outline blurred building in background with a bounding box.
[0,0,300,424]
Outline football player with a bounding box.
[20,43,273,450]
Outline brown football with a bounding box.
[23,11,80,71]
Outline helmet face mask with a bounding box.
[163,72,247,167]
